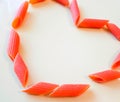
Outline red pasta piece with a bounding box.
[14,53,28,87]
[29,0,45,4]
[12,1,29,28]
[54,0,69,6]
[70,0,80,25]
[78,18,109,28]
[23,82,58,95]
[106,23,120,41]
[89,70,120,83]
[111,53,120,69]
[7,29,20,61]
[49,84,90,97]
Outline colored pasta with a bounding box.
[14,53,28,87]
[7,0,120,98]
[23,82,59,95]
[12,1,29,28]
[7,29,20,61]
[49,84,90,97]
[78,18,109,28]
[29,0,45,4]
[106,23,120,41]
[54,0,69,6]
[70,0,80,25]
[111,53,120,69]
[89,70,120,83]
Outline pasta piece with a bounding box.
[106,23,120,41]
[29,0,45,4]
[23,82,58,95]
[14,53,28,87]
[78,18,109,28]
[111,53,120,69]
[7,29,20,61]
[89,70,120,83]
[54,0,69,6]
[70,0,80,25]
[49,84,90,97]
[12,1,29,28]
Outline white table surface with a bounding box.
[0,0,120,102]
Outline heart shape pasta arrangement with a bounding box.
[7,0,120,97]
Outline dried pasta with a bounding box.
[78,18,109,28]
[7,29,20,61]
[29,0,45,4]
[111,53,120,69]
[12,1,29,28]
[14,53,28,87]
[106,23,120,41]
[23,82,59,95]
[54,0,69,6]
[70,0,80,25]
[89,70,120,83]
[49,84,90,97]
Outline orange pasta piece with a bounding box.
[29,0,45,4]
[89,70,120,83]
[12,1,29,28]
[23,82,58,95]
[78,18,109,28]
[106,23,120,41]
[54,0,69,6]
[49,84,90,97]
[7,29,20,61]
[14,53,28,87]
[111,53,120,69]
[70,0,80,25]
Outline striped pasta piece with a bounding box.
[111,53,120,69]
[49,84,90,97]
[12,1,29,28]
[14,53,28,87]
[29,0,45,4]
[106,23,120,41]
[89,70,120,83]
[54,0,69,6]
[78,18,109,28]
[7,29,20,61]
[23,82,59,95]
[70,0,80,26]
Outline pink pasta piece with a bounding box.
[78,18,109,28]
[14,53,28,87]
[89,70,120,83]
[70,0,80,25]
[12,1,29,28]
[111,53,120,69]
[23,82,58,95]
[7,29,20,61]
[49,84,90,97]
[54,0,69,6]
[106,23,120,41]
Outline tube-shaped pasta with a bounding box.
[7,29,20,61]
[54,0,69,6]
[89,70,120,83]
[111,53,120,69]
[14,53,28,87]
[106,23,120,41]
[49,84,90,97]
[78,18,109,28]
[70,0,80,25]
[23,82,59,95]
[29,0,45,4]
[12,1,29,28]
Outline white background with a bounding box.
[0,0,120,102]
